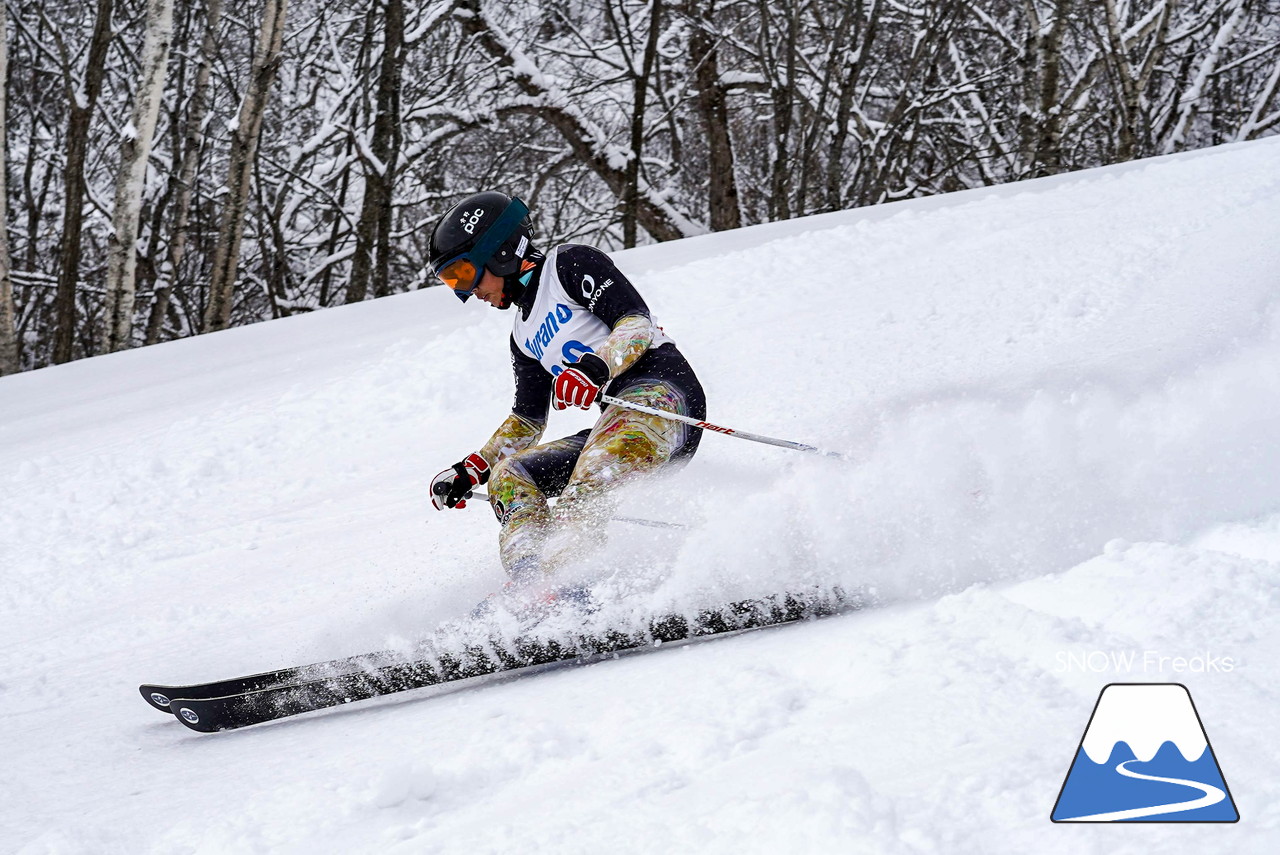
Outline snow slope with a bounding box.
[3,138,1280,853]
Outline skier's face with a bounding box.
[474,268,508,309]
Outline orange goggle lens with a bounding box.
[436,257,481,294]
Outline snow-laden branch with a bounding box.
[456,0,704,241]
[1164,0,1248,153]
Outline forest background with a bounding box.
[0,0,1276,374]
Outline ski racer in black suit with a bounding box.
[426,192,705,581]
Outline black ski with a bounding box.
[150,588,855,733]
[139,646,406,714]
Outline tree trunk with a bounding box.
[825,0,879,212]
[1020,0,1071,178]
[617,0,662,248]
[0,0,17,375]
[1032,0,1070,175]
[51,0,114,364]
[204,0,288,333]
[1101,0,1140,161]
[687,0,741,231]
[101,0,175,354]
[760,0,797,221]
[146,0,225,345]
[347,0,404,304]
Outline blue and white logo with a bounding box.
[1051,683,1238,822]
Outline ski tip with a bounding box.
[168,698,222,733]
[139,684,178,714]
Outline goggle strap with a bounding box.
[470,198,530,269]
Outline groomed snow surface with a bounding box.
[4,138,1280,853]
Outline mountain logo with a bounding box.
[1051,683,1238,822]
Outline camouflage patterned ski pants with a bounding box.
[486,378,703,579]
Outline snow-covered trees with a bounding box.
[1,0,1277,371]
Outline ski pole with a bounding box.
[470,490,686,530]
[598,393,848,460]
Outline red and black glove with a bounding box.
[431,452,490,510]
[553,353,609,411]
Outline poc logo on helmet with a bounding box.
[460,208,485,234]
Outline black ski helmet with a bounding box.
[427,191,536,303]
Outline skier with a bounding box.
[427,191,705,584]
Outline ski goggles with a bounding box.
[431,197,530,301]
